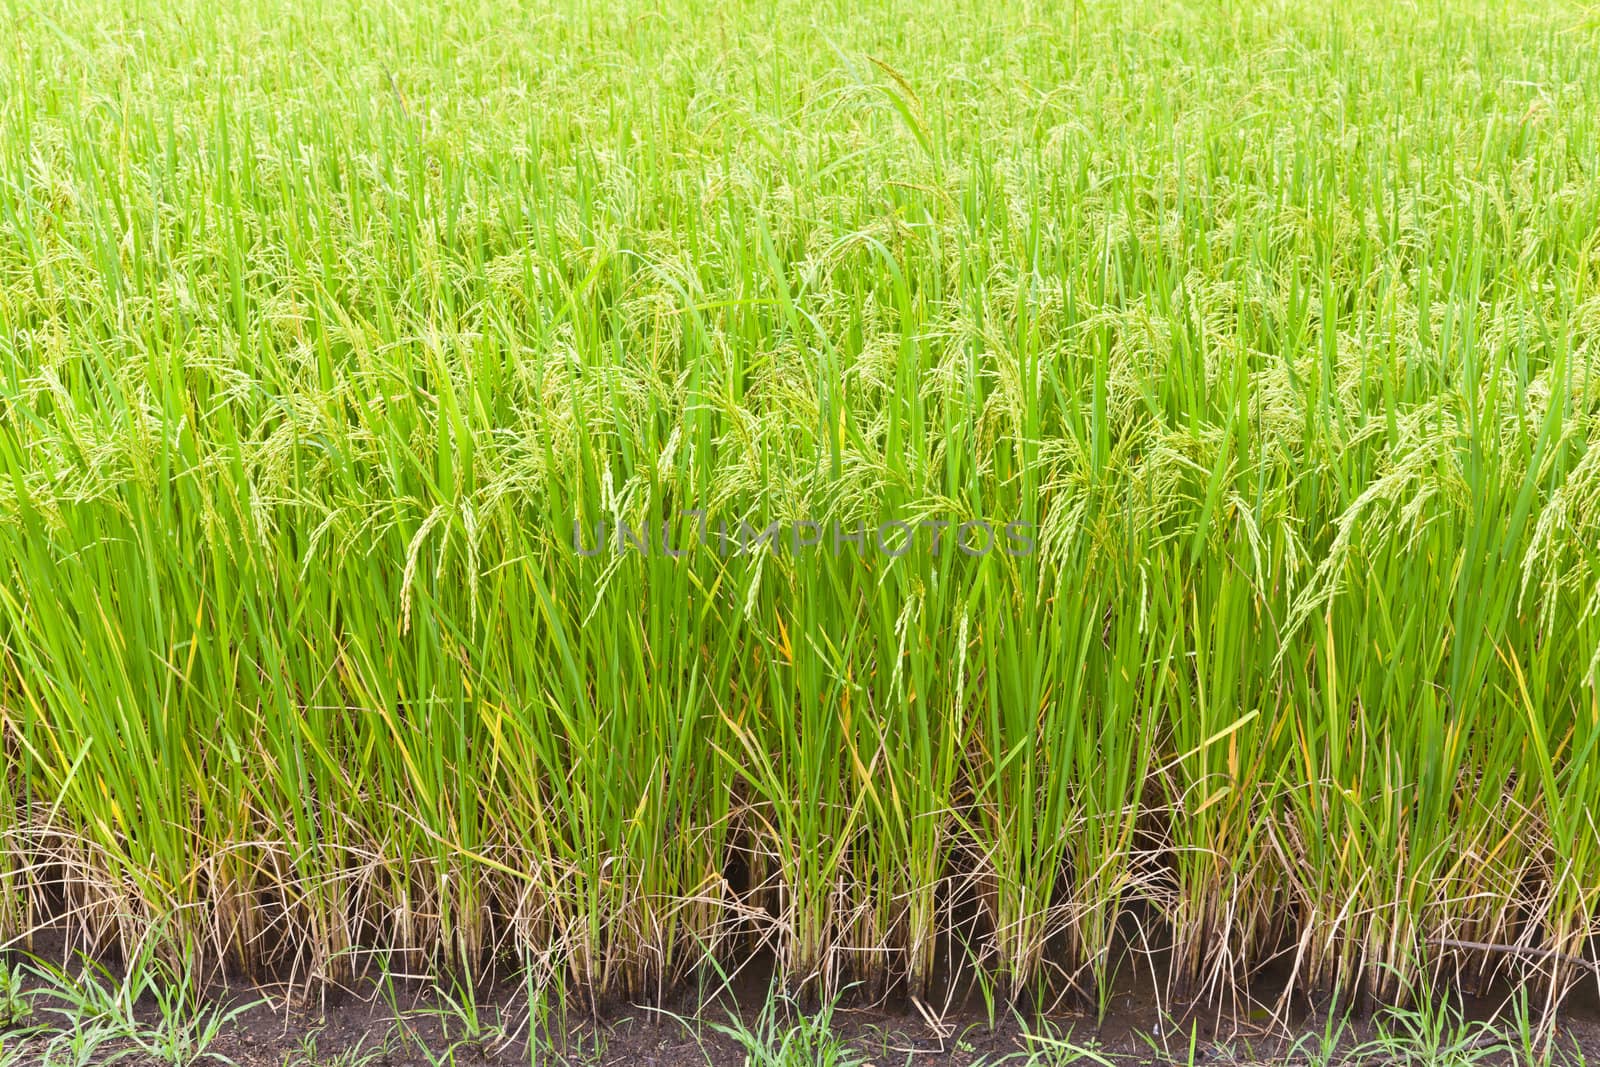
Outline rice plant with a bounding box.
[0,0,1598,1024]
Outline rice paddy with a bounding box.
[2,0,1600,1027]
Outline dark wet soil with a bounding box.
[109,978,1600,1067]
[4,932,1599,1065]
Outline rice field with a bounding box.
[2,0,1600,1025]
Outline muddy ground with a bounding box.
[6,948,1599,1067]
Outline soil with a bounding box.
[5,953,1599,1067]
